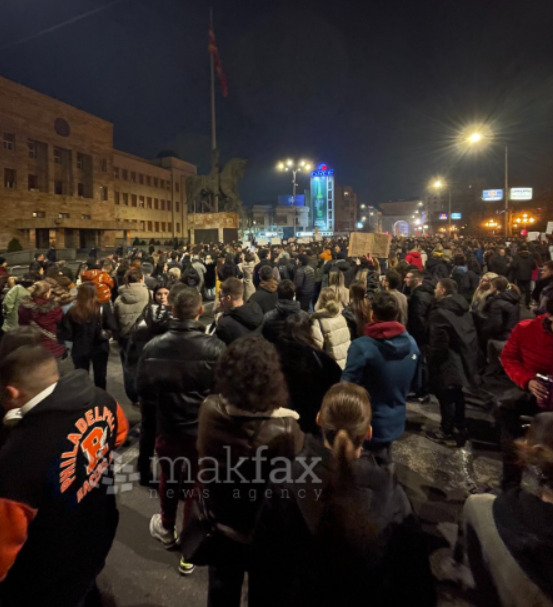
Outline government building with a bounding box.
[0,74,198,250]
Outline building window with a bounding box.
[122,169,128,181]
[176,201,180,212]
[131,194,137,207]
[59,213,70,219]
[99,186,108,201]
[4,168,16,189]
[147,197,152,209]
[28,174,38,190]
[77,183,85,196]
[168,222,173,232]
[153,177,159,187]
[160,200,165,211]
[166,181,171,190]
[32,211,45,218]
[54,180,63,194]
[114,167,120,179]
[114,192,120,205]
[139,173,144,185]
[176,223,180,232]
[146,175,151,186]
[54,147,62,164]
[167,201,172,212]
[160,179,165,189]
[138,196,145,208]
[3,133,15,151]
[155,221,159,232]
[154,199,159,210]
[81,214,91,220]
[123,193,129,206]
[130,171,136,183]
[100,158,107,172]
[76,153,84,169]
[28,140,37,159]
[175,182,180,192]
[161,222,166,232]
[147,221,153,231]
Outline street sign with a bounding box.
[510,187,533,201]
[451,213,462,219]
[483,189,503,201]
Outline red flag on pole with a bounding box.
[208,27,228,98]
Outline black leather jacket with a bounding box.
[137,319,226,438]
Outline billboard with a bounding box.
[438,213,448,220]
[277,194,305,207]
[510,187,532,201]
[311,163,334,231]
[451,212,462,220]
[483,189,503,201]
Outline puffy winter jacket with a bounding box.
[249,280,278,314]
[405,251,423,270]
[407,283,435,346]
[18,296,64,358]
[114,282,151,338]
[262,300,308,344]
[481,289,520,342]
[137,319,226,438]
[2,284,31,332]
[510,252,536,282]
[501,315,553,389]
[425,256,449,280]
[294,265,315,301]
[215,301,264,345]
[311,309,351,369]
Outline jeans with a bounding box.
[72,349,109,390]
[137,401,157,480]
[155,433,198,531]
[118,337,138,402]
[437,386,466,435]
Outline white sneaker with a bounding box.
[149,513,177,549]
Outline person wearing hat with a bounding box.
[425,245,449,281]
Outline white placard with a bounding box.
[257,238,269,246]
[270,237,282,245]
[546,222,553,235]
[527,231,540,242]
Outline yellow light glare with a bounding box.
[468,132,483,144]
[433,180,443,188]
[276,162,285,170]
[286,159,293,167]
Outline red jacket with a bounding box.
[18,297,65,358]
[405,251,423,270]
[500,315,553,389]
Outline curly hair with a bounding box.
[215,334,289,412]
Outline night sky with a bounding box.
[1,0,553,206]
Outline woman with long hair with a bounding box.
[311,288,351,369]
[342,281,372,339]
[194,335,304,606]
[321,270,349,309]
[251,382,435,607]
[59,282,117,388]
[464,412,553,606]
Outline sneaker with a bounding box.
[425,429,457,447]
[178,556,195,576]
[149,513,177,549]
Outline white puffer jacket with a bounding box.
[311,308,351,369]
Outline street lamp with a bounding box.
[276,158,313,236]
[432,179,452,231]
[465,127,510,237]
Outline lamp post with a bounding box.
[466,131,510,237]
[276,159,312,237]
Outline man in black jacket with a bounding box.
[425,278,479,446]
[510,245,536,307]
[294,254,315,311]
[488,247,510,276]
[405,270,434,348]
[215,277,264,345]
[262,280,308,343]
[137,288,225,575]
[249,265,278,314]
[0,344,128,607]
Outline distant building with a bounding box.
[378,199,424,236]
[0,74,196,250]
[334,185,358,233]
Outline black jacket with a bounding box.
[488,254,509,276]
[481,289,520,342]
[126,303,173,373]
[262,300,308,344]
[428,294,479,390]
[510,251,536,282]
[275,340,342,434]
[0,371,128,607]
[249,283,278,314]
[294,265,315,299]
[425,256,449,280]
[215,301,264,345]
[251,435,436,607]
[59,303,117,359]
[137,319,226,438]
[407,283,435,347]
[451,266,480,302]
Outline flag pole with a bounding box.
[209,7,218,212]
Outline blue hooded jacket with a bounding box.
[342,321,419,443]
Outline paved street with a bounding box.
[95,342,501,607]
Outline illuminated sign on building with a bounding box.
[451,213,462,219]
[510,187,533,201]
[277,194,305,207]
[310,163,334,232]
[483,189,503,201]
[439,213,448,220]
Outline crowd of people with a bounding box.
[1,232,553,606]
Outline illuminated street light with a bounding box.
[468,132,483,144]
[276,158,314,235]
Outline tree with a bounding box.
[7,238,23,252]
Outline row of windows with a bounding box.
[114,167,179,192]
[121,219,179,232]
[31,212,91,220]
[3,168,108,199]
[114,191,180,212]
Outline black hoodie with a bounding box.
[0,371,128,607]
[428,294,479,389]
[482,289,521,341]
[215,300,264,345]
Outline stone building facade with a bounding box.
[0,74,197,250]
